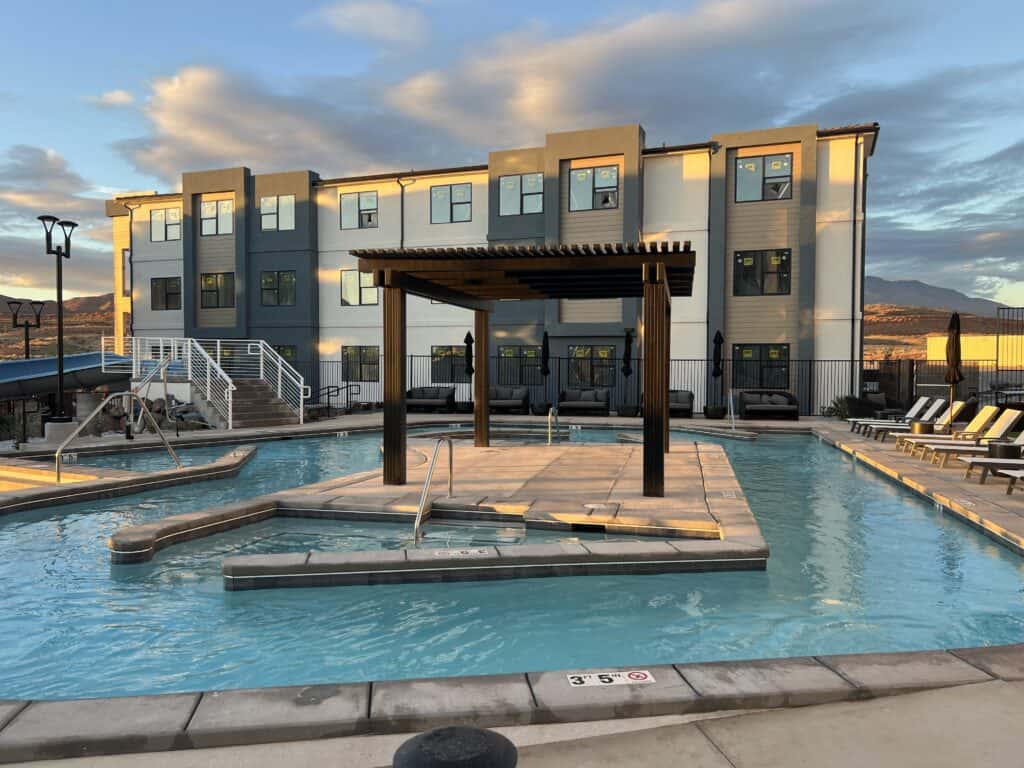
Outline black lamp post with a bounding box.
[38,215,77,422]
[7,299,46,358]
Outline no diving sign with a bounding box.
[566,670,656,687]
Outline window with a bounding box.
[150,208,181,242]
[200,199,234,236]
[568,345,616,388]
[497,345,543,386]
[340,191,379,229]
[272,345,297,362]
[431,345,471,383]
[260,195,295,231]
[430,183,472,224]
[569,165,618,211]
[200,272,235,309]
[150,277,181,311]
[342,345,380,382]
[732,344,790,389]
[121,249,131,297]
[733,249,792,296]
[499,173,543,216]
[260,270,296,306]
[735,153,792,202]
[340,269,378,306]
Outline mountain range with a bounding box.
[864,277,1005,317]
[1,293,113,316]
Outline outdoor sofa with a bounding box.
[488,385,530,414]
[735,389,799,420]
[844,392,906,419]
[406,386,456,412]
[558,388,611,416]
[669,390,694,418]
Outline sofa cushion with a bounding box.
[580,390,597,402]
[742,393,762,405]
[770,394,789,405]
[866,392,887,409]
[564,389,581,402]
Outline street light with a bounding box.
[39,214,77,422]
[7,299,46,358]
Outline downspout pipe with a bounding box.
[849,139,860,396]
[397,175,415,250]
[123,201,141,337]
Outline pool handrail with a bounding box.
[54,391,183,483]
[412,437,454,545]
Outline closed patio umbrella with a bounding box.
[464,332,474,377]
[539,331,550,377]
[944,312,964,407]
[621,329,634,378]
[712,330,724,405]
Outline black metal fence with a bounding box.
[298,356,1002,417]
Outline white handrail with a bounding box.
[412,438,454,545]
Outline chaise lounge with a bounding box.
[406,386,456,412]
[735,389,799,420]
[558,388,611,416]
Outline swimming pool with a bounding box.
[1,428,1022,700]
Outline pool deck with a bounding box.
[1,643,1022,764]
[812,422,1024,556]
[108,440,770,584]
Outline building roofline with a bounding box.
[817,122,881,155]
[315,164,489,187]
[641,141,715,156]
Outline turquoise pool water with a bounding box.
[1,429,1022,700]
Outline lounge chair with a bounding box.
[896,405,1000,454]
[913,409,1022,467]
[999,469,1024,495]
[862,398,946,438]
[959,444,1024,483]
[847,396,930,433]
[872,401,965,443]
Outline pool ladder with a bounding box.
[412,437,454,545]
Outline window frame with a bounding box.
[272,344,298,362]
[150,276,181,311]
[259,194,296,232]
[340,269,379,306]
[341,345,380,382]
[121,249,131,298]
[430,183,473,224]
[497,345,543,386]
[732,343,791,389]
[340,190,379,230]
[732,249,792,296]
[734,152,793,203]
[260,270,297,307]
[498,173,543,217]
[567,344,617,388]
[149,207,181,242]
[568,164,619,212]
[200,199,234,236]
[199,272,235,309]
[431,344,471,384]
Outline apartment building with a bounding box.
[107,121,877,406]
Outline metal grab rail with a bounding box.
[547,405,560,445]
[55,391,182,483]
[412,437,454,545]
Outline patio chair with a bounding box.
[958,440,1024,483]
[913,409,1022,467]
[871,401,965,443]
[847,396,930,433]
[862,398,946,438]
[999,469,1024,495]
[896,405,1000,454]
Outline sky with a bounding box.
[0,0,1022,302]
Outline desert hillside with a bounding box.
[863,304,999,360]
[0,293,113,360]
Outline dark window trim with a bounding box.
[498,173,544,217]
[732,249,792,296]
[431,344,471,383]
[497,344,543,385]
[121,249,131,298]
[200,272,235,309]
[342,345,380,382]
[340,190,379,230]
[260,269,297,307]
[200,199,234,237]
[430,183,473,224]
[568,164,619,212]
[731,343,791,389]
[150,277,181,311]
[340,269,379,306]
[259,194,296,232]
[734,152,793,203]
[567,344,617,388]
[272,344,298,362]
[149,207,181,242]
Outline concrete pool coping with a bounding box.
[0,644,1019,763]
[107,442,768,583]
[0,447,257,517]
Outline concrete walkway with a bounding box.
[10,680,1022,767]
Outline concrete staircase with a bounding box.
[231,380,301,429]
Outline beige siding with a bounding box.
[111,215,130,340]
[195,192,236,328]
[559,298,623,323]
[724,143,802,350]
[558,156,624,245]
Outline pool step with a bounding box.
[229,380,300,428]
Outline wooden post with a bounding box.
[382,275,407,485]
[474,309,490,447]
[643,263,669,497]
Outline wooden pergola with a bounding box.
[354,241,696,497]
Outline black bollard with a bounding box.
[393,726,517,768]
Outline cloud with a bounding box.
[301,0,428,45]
[0,235,112,299]
[86,89,134,108]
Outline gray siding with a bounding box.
[196,227,236,328]
[557,158,625,245]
